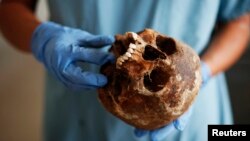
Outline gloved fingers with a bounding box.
[134,128,149,138]
[72,46,115,65]
[80,35,115,47]
[149,123,175,141]
[63,64,108,89]
[173,105,193,131]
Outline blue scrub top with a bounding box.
[44,0,250,141]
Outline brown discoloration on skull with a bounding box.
[98,29,201,130]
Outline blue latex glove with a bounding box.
[134,61,212,141]
[200,61,212,86]
[31,22,114,90]
[134,107,193,141]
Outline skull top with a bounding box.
[98,29,202,130]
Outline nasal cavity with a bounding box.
[156,35,177,55]
[142,45,166,61]
[143,67,170,92]
[114,40,127,55]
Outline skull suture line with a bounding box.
[98,29,202,130]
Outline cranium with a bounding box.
[98,29,201,130]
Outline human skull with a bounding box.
[98,29,201,130]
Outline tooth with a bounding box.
[129,43,142,53]
[128,48,134,53]
[129,43,136,49]
[117,61,123,66]
[125,52,132,57]
[131,32,138,40]
[123,55,128,60]
[118,57,125,62]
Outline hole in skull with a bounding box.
[144,67,170,92]
[156,35,177,55]
[142,45,166,60]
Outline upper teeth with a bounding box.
[116,32,141,69]
[116,43,138,68]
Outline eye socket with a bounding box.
[156,35,177,55]
[142,45,166,61]
[143,67,170,92]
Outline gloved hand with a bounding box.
[200,61,212,86]
[134,106,193,141]
[31,22,114,90]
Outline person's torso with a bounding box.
[44,1,232,141]
[48,0,221,53]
